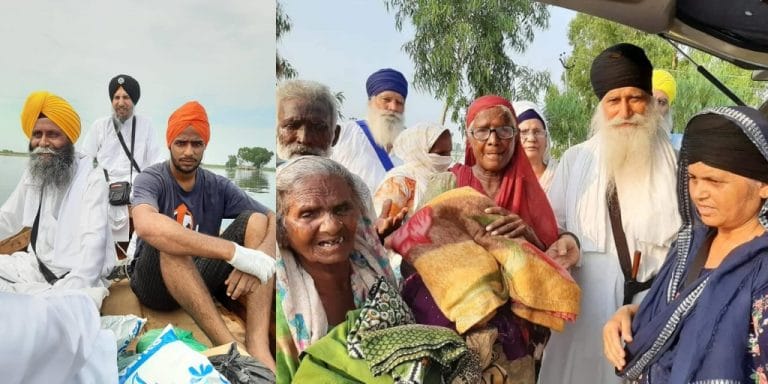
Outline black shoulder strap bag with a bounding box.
[108,117,140,206]
[607,182,654,305]
[113,116,141,175]
[31,189,69,284]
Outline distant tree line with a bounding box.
[226,146,274,169]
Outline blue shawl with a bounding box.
[619,106,768,383]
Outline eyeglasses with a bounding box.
[470,126,516,141]
[519,129,547,139]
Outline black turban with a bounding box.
[109,74,140,104]
[683,108,768,184]
[590,43,653,100]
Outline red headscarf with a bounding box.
[453,95,559,248]
[166,101,210,147]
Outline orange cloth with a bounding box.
[20,91,81,143]
[166,101,210,146]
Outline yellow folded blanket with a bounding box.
[390,187,580,332]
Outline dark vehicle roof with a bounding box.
[538,0,768,72]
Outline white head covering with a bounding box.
[393,122,448,166]
[387,122,451,210]
[512,100,551,164]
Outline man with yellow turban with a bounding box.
[129,100,278,370]
[0,91,115,296]
[653,69,677,132]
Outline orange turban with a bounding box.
[166,101,210,147]
[20,91,81,143]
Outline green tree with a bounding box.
[669,52,767,132]
[237,147,274,169]
[544,85,591,159]
[383,0,551,126]
[225,155,238,169]
[277,1,297,80]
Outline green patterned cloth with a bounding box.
[361,324,480,384]
[348,277,416,358]
[295,309,394,383]
[344,278,480,384]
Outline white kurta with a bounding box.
[0,290,117,384]
[80,113,165,241]
[0,153,115,293]
[538,157,559,194]
[539,135,680,384]
[330,120,402,194]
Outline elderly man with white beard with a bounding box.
[330,68,408,193]
[276,79,340,162]
[0,91,114,296]
[276,79,407,237]
[539,43,681,384]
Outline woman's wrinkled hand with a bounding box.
[376,199,408,243]
[603,304,638,370]
[483,206,544,249]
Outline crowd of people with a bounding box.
[0,75,277,383]
[274,41,768,384]
[1,39,767,384]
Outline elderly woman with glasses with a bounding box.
[395,95,581,382]
[513,101,558,193]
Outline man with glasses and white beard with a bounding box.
[330,68,409,193]
[0,91,114,295]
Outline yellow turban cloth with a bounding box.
[20,91,81,143]
[652,69,677,105]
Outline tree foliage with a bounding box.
[225,155,238,169]
[237,147,274,169]
[277,1,297,80]
[544,13,768,153]
[383,0,551,125]
[544,86,591,159]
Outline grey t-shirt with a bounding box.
[132,161,270,255]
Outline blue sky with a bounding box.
[0,0,275,165]
[280,1,575,139]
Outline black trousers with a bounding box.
[129,211,254,310]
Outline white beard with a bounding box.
[277,140,328,160]
[592,102,670,221]
[366,107,405,150]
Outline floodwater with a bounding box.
[0,155,275,210]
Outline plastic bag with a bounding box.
[208,343,275,384]
[101,314,146,354]
[119,324,230,384]
[136,326,207,353]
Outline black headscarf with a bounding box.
[683,108,768,183]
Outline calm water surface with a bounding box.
[0,155,275,210]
